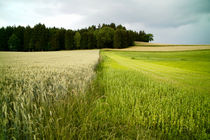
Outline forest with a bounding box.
[0,23,153,51]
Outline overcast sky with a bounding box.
[0,0,209,44]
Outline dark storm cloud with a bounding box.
[0,0,209,44]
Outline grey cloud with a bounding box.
[49,0,210,28]
[0,0,209,44]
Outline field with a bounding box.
[105,41,210,51]
[96,50,209,139]
[0,50,100,139]
[0,48,209,139]
[135,41,210,46]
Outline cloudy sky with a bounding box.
[0,0,209,44]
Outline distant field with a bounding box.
[135,41,174,46]
[104,41,210,51]
[118,46,210,51]
[135,41,210,46]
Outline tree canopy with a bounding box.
[0,23,154,51]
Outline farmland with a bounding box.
[96,50,210,139]
[0,48,210,139]
[105,41,210,51]
[0,50,99,139]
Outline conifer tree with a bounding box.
[8,33,20,51]
[74,32,81,49]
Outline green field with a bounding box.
[104,50,210,93]
[94,50,210,139]
[0,50,209,139]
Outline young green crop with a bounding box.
[87,50,209,139]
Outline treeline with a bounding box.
[0,23,153,51]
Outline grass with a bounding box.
[0,49,209,139]
[88,50,209,139]
[106,50,210,93]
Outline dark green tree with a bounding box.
[87,31,96,49]
[57,29,66,50]
[48,29,60,51]
[74,32,81,49]
[146,33,154,42]
[110,23,116,30]
[80,31,88,49]
[116,24,126,30]
[113,29,121,48]
[127,30,135,46]
[32,23,48,51]
[4,26,14,50]
[0,27,6,51]
[113,29,128,48]
[8,33,20,51]
[65,30,74,50]
[14,26,25,51]
[23,26,32,51]
[95,27,114,48]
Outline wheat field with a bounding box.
[0,50,99,139]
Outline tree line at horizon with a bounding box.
[0,23,153,51]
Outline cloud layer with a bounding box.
[0,0,209,44]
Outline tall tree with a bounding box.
[80,31,88,49]
[0,27,6,51]
[110,23,116,30]
[8,33,20,51]
[32,23,48,51]
[87,31,96,49]
[146,33,154,42]
[23,26,32,51]
[48,29,60,51]
[113,29,128,48]
[95,27,114,48]
[113,29,121,48]
[14,26,25,51]
[127,30,135,46]
[116,24,126,30]
[121,29,128,48]
[65,30,74,50]
[57,28,66,50]
[4,26,14,51]
[74,32,81,49]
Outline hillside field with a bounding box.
[0,48,209,139]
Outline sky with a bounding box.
[0,0,210,44]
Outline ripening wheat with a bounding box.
[0,50,99,139]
